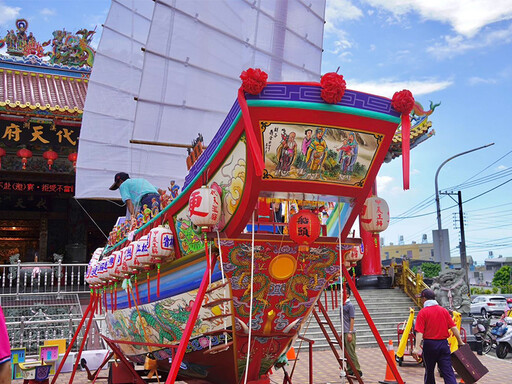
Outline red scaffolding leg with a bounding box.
[342,265,405,384]
[165,255,217,384]
[51,291,97,384]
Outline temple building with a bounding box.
[0,19,123,263]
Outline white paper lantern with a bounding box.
[144,226,175,266]
[360,196,390,233]
[85,259,96,286]
[108,251,124,281]
[90,263,101,286]
[97,258,110,282]
[134,235,151,266]
[91,247,104,261]
[344,245,364,267]
[188,186,221,227]
[124,241,143,273]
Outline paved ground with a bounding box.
[51,346,511,383]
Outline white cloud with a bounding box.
[497,165,508,171]
[363,0,512,38]
[427,23,512,59]
[411,169,420,175]
[348,78,453,98]
[377,175,394,192]
[40,8,56,16]
[468,76,497,85]
[0,4,20,26]
[325,0,363,33]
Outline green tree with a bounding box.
[421,262,441,278]
[492,265,512,287]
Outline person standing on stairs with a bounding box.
[341,287,362,377]
[412,288,464,384]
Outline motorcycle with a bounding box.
[472,318,494,354]
[495,318,512,359]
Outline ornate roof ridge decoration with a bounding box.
[0,55,91,74]
[0,18,96,69]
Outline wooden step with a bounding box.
[206,281,229,294]
[202,298,232,308]
[202,313,232,322]
[203,341,233,354]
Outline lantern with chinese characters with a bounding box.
[289,210,321,251]
[68,152,77,169]
[145,226,175,266]
[86,261,101,287]
[91,247,104,262]
[134,235,150,266]
[188,186,221,227]
[42,149,58,170]
[111,250,125,280]
[85,259,95,286]
[97,258,110,282]
[344,245,363,268]
[360,196,390,233]
[17,148,32,170]
[0,147,5,169]
[124,241,143,274]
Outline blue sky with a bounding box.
[1,0,511,264]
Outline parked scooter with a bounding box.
[495,318,512,359]
[472,318,493,354]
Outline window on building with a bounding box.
[407,250,413,259]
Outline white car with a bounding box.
[470,295,508,318]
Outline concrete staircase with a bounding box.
[295,288,419,351]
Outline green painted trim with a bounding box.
[246,99,401,124]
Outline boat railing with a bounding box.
[385,260,429,308]
[0,260,90,298]
[247,220,328,236]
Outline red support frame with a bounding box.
[165,253,218,384]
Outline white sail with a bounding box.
[77,0,326,199]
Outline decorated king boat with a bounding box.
[80,67,416,384]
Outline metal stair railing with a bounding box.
[386,260,430,308]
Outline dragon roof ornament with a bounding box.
[0,18,96,68]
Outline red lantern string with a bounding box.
[103,289,107,313]
[147,271,151,303]
[110,285,113,313]
[98,289,102,314]
[127,285,132,309]
[391,90,415,190]
[157,264,161,298]
[135,275,140,305]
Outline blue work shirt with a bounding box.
[119,178,158,207]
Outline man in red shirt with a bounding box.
[412,289,464,384]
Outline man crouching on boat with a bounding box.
[109,172,165,224]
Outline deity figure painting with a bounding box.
[262,122,380,186]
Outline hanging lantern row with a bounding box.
[0,148,78,170]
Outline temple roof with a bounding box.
[0,64,88,114]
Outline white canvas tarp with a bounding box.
[76,0,326,199]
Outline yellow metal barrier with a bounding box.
[384,260,430,308]
[397,308,415,358]
[448,311,462,353]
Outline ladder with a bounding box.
[313,300,364,384]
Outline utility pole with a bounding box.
[458,191,469,288]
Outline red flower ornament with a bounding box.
[392,89,415,190]
[320,72,346,104]
[240,68,268,95]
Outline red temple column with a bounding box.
[357,182,383,288]
[360,224,382,276]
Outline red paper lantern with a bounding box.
[43,149,58,170]
[68,152,78,169]
[0,147,5,169]
[360,196,390,233]
[16,148,32,170]
[289,210,321,251]
[344,245,363,267]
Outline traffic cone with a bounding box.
[286,347,296,361]
[379,340,400,384]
